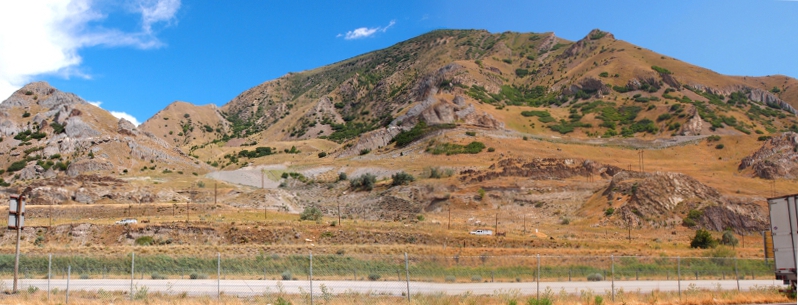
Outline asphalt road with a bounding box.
[11,278,783,297]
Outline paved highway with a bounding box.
[11,278,783,297]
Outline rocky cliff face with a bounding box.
[605,171,767,233]
[739,132,798,179]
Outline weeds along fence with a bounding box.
[0,253,780,304]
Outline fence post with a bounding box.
[66,265,70,304]
[536,254,540,303]
[217,252,221,300]
[405,252,411,302]
[47,254,51,302]
[309,251,313,305]
[130,252,135,301]
[611,255,615,302]
[677,257,681,300]
[735,257,740,292]
[568,269,571,282]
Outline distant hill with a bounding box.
[0,82,209,184]
[170,29,797,169]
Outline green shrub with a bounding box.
[598,72,609,78]
[715,144,724,149]
[368,273,381,281]
[337,172,347,181]
[604,207,614,216]
[151,273,167,280]
[465,131,476,136]
[391,171,415,186]
[317,152,327,158]
[690,229,718,249]
[359,148,371,155]
[594,295,604,305]
[445,275,456,283]
[757,136,771,141]
[281,271,292,280]
[707,135,721,142]
[720,230,738,246]
[487,147,495,152]
[427,141,485,155]
[515,69,529,78]
[80,274,90,279]
[135,236,154,246]
[471,275,482,282]
[190,273,208,280]
[7,161,26,172]
[651,66,672,75]
[527,298,553,305]
[350,173,377,191]
[586,273,603,281]
[300,206,322,221]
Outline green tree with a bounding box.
[720,230,739,247]
[690,229,718,249]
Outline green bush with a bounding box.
[487,147,495,152]
[7,161,26,172]
[715,144,724,149]
[427,141,485,155]
[604,208,614,216]
[586,273,603,281]
[317,152,327,158]
[189,273,208,280]
[350,173,377,191]
[471,275,482,282]
[80,274,90,279]
[598,72,609,78]
[281,271,292,280]
[465,131,476,136]
[720,230,739,247]
[651,66,672,75]
[707,135,721,142]
[445,275,456,283]
[151,273,167,280]
[337,172,347,181]
[359,149,371,155]
[135,236,154,246]
[527,298,553,305]
[690,229,718,249]
[300,206,322,221]
[391,171,415,186]
[368,273,381,281]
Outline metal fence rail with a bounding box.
[0,252,781,304]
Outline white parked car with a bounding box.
[115,218,138,225]
[469,229,493,236]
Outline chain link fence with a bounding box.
[0,252,780,304]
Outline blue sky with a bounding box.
[0,0,796,125]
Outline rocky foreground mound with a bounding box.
[738,132,798,179]
[604,171,766,233]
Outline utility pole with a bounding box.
[187,185,192,224]
[627,218,632,243]
[494,213,498,236]
[448,204,451,230]
[523,214,526,235]
[638,150,644,172]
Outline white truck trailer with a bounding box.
[768,194,797,292]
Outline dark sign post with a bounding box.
[9,195,25,294]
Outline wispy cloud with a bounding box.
[87,100,141,126]
[0,0,181,100]
[339,20,396,40]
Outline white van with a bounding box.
[469,229,493,236]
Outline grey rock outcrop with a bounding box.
[118,118,138,135]
[66,158,114,177]
[739,132,798,179]
[679,106,703,136]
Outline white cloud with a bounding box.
[0,0,181,100]
[86,100,141,126]
[341,20,396,40]
[110,111,141,126]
